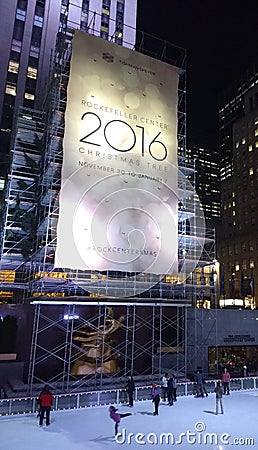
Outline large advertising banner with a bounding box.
[55,30,179,275]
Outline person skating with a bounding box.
[172,374,177,402]
[161,373,168,401]
[195,369,205,397]
[167,374,174,406]
[201,369,209,397]
[152,384,160,415]
[109,405,132,437]
[214,381,224,415]
[37,387,45,419]
[221,368,230,395]
[38,385,53,426]
[126,375,135,407]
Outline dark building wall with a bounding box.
[217,79,258,306]
[187,308,258,377]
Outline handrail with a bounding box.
[0,377,257,417]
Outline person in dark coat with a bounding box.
[171,374,177,401]
[152,384,160,416]
[214,381,224,414]
[37,387,44,418]
[126,375,135,407]
[38,385,54,426]
[167,374,174,406]
[195,370,205,397]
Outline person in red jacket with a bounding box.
[221,368,230,395]
[38,385,54,426]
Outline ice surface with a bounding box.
[1,389,258,449]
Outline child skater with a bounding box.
[109,405,132,437]
[214,381,224,415]
[152,384,160,416]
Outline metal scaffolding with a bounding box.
[27,301,189,392]
[0,15,217,388]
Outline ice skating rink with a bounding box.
[1,389,258,450]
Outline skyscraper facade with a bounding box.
[0,0,137,177]
[186,144,220,229]
[217,68,258,307]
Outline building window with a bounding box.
[5,83,16,96]
[249,241,254,251]
[34,15,43,27]
[249,144,253,151]
[242,137,246,144]
[255,128,258,137]
[17,0,27,9]
[255,141,258,148]
[234,244,240,254]
[31,25,42,47]
[24,92,35,100]
[249,168,254,175]
[236,141,239,148]
[13,19,25,41]
[27,66,37,79]
[250,260,255,269]
[8,61,19,74]
[35,2,44,17]
[100,30,109,40]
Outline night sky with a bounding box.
[137,0,258,148]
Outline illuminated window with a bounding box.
[235,262,239,271]
[34,15,43,27]
[255,141,258,148]
[250,260,255,269]
[16,9,26,21]
[249,144,253,151]
[236,141,239,148]
[255,129,258,137]
[5,83,16,96]
[232,201,235,206]
[24,92,34,100]
[232,210,236,216]
[249,168,254,175]
[8,60,19,74]
[249,241,254,251]
[27,66,37,79]
[232,192,235,197]
[242,137,246,144]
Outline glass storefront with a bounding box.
[208,345,258,378]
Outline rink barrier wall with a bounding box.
[0,377,257,416]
